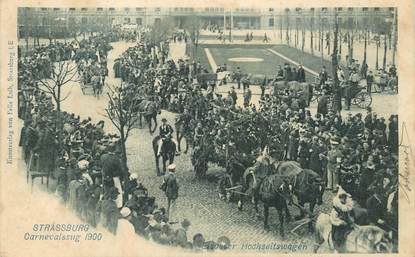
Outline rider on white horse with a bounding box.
[330,186,355,252]
[157,118,180,157]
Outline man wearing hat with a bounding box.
[330,186,355,252]
[160,164,179,220]
[158,118,180,156]
[325,136,343,191]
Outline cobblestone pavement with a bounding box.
[55,41,398,253]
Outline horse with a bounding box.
[92,75,103,99]
[292,169,325,223]
[174,116,192,154]
[254,173,293,237]
[314,213,393,253]
[138,100,160,134]
[152,136,175,176]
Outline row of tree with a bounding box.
[276,10,397,69]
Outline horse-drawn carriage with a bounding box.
[270,80,312,106]
[217,149,325,237]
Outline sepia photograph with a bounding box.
[1,2,411,256]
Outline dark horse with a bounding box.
[92,75,104,99]
[138,100,160,134]
[174,116,192,154]
[246,172,293,238]
[291,169,325,231]
[152,136,175,176]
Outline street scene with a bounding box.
[16,6,398,254]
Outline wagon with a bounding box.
[196,73,218,89]
[271,81,311,106]
[342,82,372,109]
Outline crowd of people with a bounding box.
[17,22,399,251]
[18,28,234,251]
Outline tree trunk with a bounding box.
[332,11,341,114]
[280,15,283,43]
[383,35,387,70]
[392,9,397,66]
[310,16,314,55]
[376,38,379,70]
[119,126,129,205]
[363,30,367,64]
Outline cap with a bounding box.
[168,164,176,170]
[161,118,167,122]
[120,207,131,218]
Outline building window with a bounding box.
[310,8,315,12]
[81,17,88,24]
[53,8,60,11]
[41,8,48,11]
[124,8,130,12]
[269,8,274,12]
[97,8,103,11]
[124,17,131,23]
[321,7,328,12]
[69,8,75,11]
[348,7,354,11]
[136,18,142,25]
[389,7,395,11]
[295,8,302,12]
[374,7,380,11]
[362,7,368,11]
[155,8,161,12]
[269,18,274,27]
[136,8,144,11]
[109,8,115,11]
[81,8,87,11]
[337,7,343,11]
[285,8,290,12]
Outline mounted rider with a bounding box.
[158,118,180,156]
[330,186,355,252]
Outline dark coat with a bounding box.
[100,153,123,178]
[163,172,179,200]
[297,67,306,82]
[317,95,329,116]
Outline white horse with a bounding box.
[314,213,393,253]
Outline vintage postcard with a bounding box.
[0,0,414,256]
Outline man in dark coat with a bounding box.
[297,64,306,82]
[100,145,124,206]
[319,66,328,86]
[317,93,329,117]
[160,164,179,221]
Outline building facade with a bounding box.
[18,7,396,38]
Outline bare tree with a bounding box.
[35,60,79,143]
[150,16,176,45]
[105,83,141,192]
[182,15,202,57]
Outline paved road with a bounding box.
[54,41,397,252]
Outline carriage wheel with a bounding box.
[356,92,372,109]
